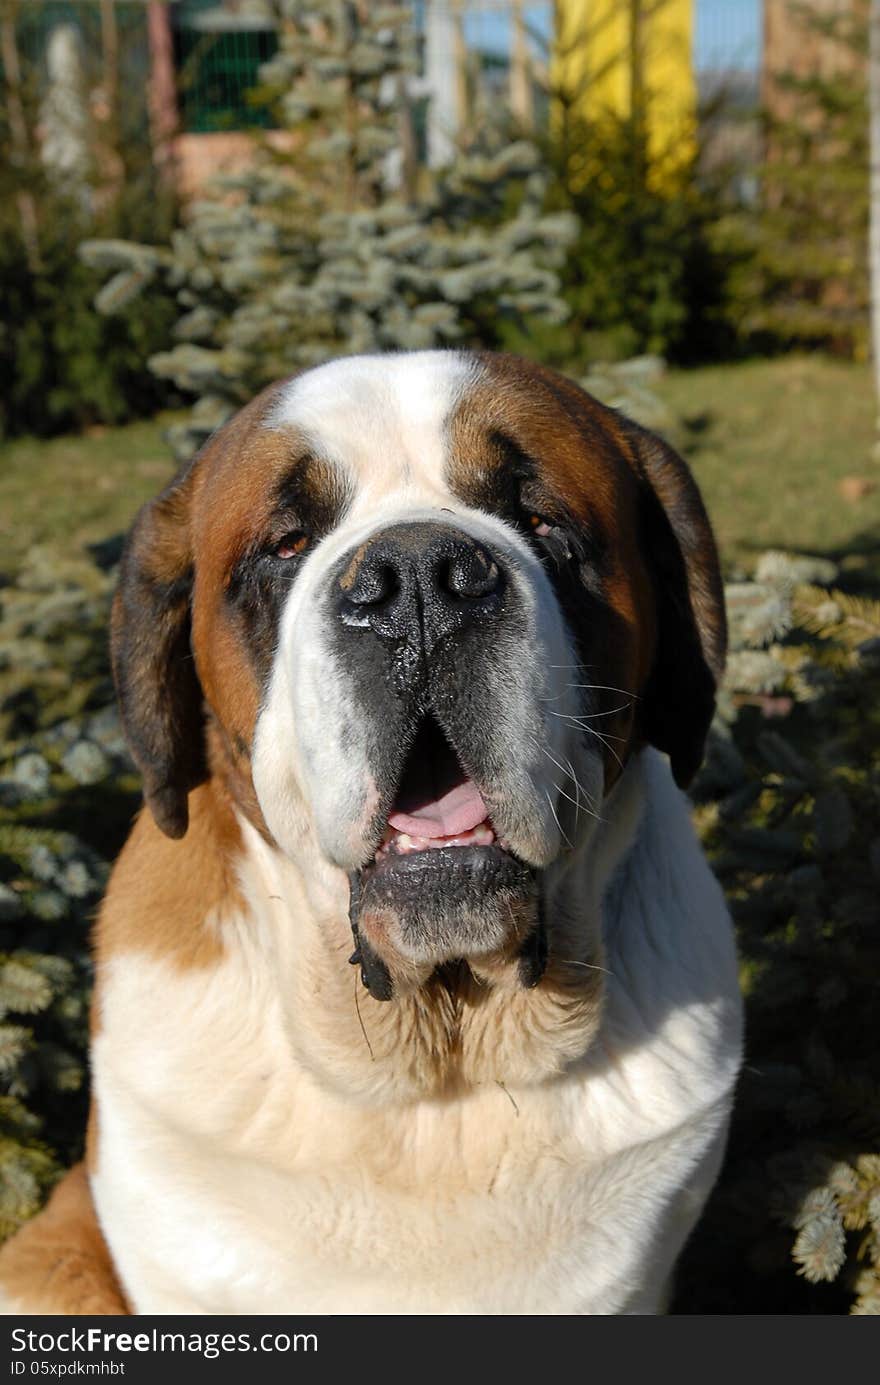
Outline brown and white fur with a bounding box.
[0,351,742,1315]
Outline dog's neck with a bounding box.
[228,753,648,1106]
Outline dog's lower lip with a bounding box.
[360,840,531,888]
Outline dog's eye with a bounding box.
[528,514,554,538]
[525,511,573,562]
[275,531,310,560]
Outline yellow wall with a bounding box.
[553,0,696,185]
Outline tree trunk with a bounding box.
[510,0,534,131]
[424,0,464,168]
[147,1,178,187]
[0,0,41,269]
[99,0,119,129]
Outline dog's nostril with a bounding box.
[348,561,399,607]
[439,545,501,602]
[335,526,503,641]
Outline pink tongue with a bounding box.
[388,780,488,839]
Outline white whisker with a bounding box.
[565,683,640,700]
[545,711,629,745]
[551,778,583,816]
[585,726,625,771]
[548,704,633,721]
[557,957,615,977]
[542,749,604,826]
[565,753,581,831]
[544,788,572,849]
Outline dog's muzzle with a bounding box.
[330,522,547,1001]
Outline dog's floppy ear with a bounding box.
[111,462,206,838]
[625,420,726,789]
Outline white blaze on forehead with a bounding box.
[266,351,481,496]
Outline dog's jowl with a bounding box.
[0,352,742,1316]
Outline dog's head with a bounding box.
[112,352,724,1013]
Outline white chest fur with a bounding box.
[90,753,742,1315]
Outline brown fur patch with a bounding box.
[623,423,727,681]
[111,378,317,842]
[184,386,300,794]
[0,1166,129,1315]
[93,780,242,974]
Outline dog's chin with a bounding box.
[356,841,537,971]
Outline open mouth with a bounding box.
[351,714,543,997]
[374,714,504,863]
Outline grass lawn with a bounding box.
[0,414,179,573]
[1,355,878,579]
[656,354,880,579]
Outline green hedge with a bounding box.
[0,547,139,1235]
[0,228,178,442]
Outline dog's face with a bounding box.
[112,351,724,1003]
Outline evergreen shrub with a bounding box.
[0,223,177,441]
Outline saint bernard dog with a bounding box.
[0,351,742,1316]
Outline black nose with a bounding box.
[336,522,505,646]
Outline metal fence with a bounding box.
[174,23,277,132]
